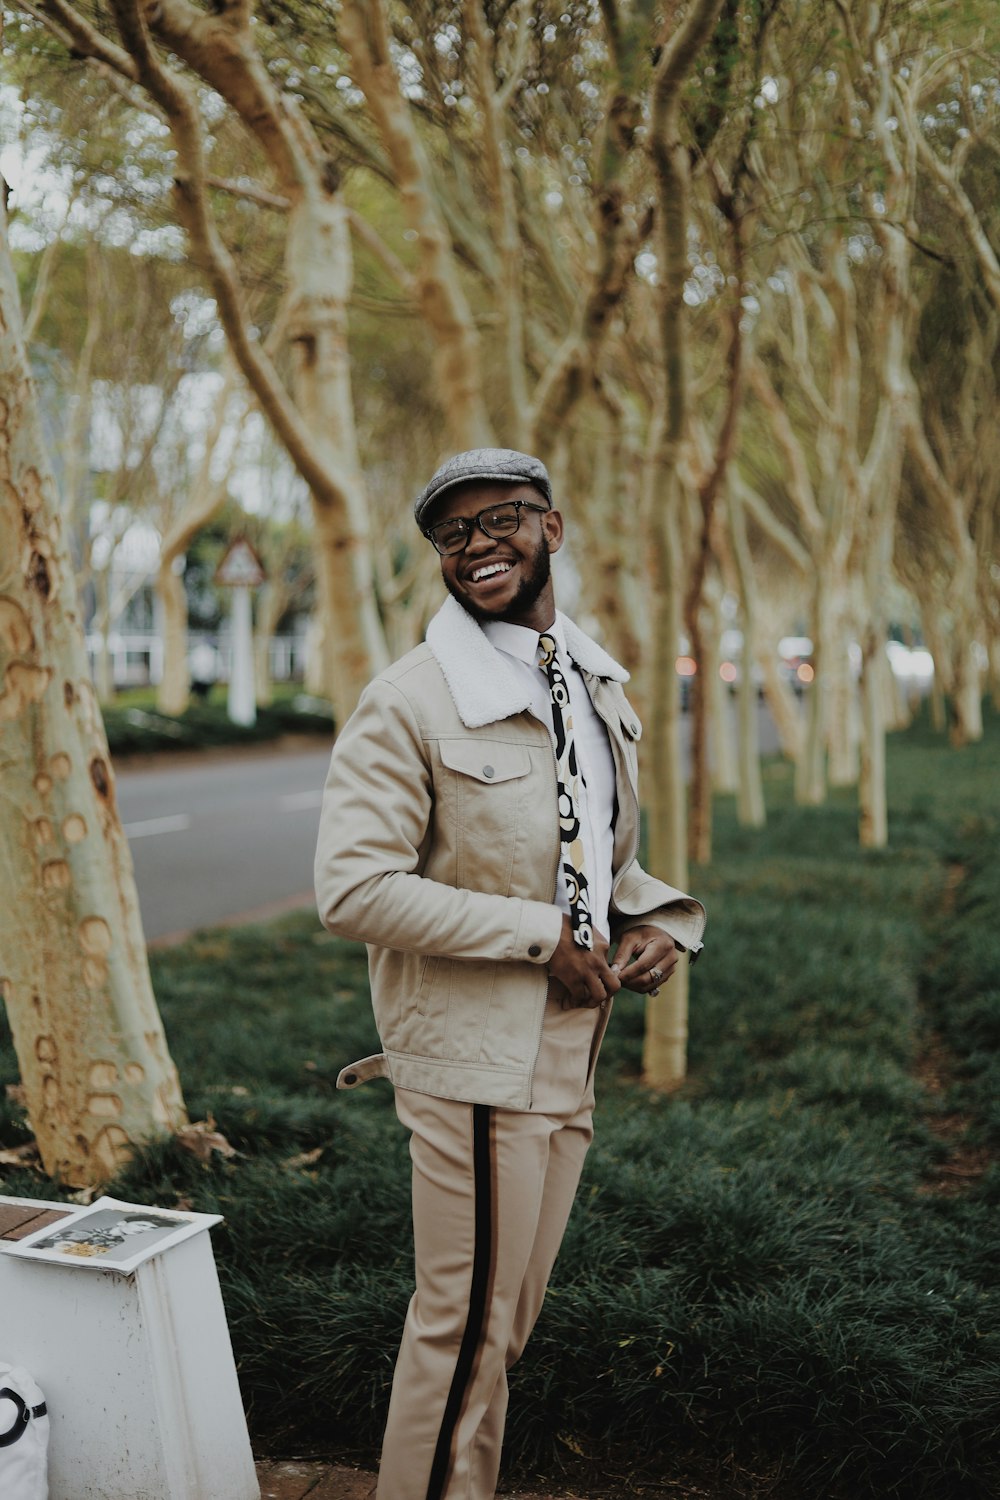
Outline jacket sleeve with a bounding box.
[314,676,563,965]
[610,859,707,959]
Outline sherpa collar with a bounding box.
[424,595,629,730]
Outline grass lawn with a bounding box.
[2,706,998,1499]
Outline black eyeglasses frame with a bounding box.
[423,498,549,556]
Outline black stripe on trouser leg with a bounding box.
[425,1103,495,1500]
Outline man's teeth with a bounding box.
[471,562,513,582]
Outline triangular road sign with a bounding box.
[215,537,266,588]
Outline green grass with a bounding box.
[2,704,999,1498]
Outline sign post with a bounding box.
[215,538,266,728]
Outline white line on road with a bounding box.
[279,790,323,812]
[123,814,192,839]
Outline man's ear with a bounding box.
[543,507,565,553]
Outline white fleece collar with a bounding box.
[425,595,629,729]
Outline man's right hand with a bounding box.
[546,915,622,1009]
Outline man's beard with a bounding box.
[444,538,552,623]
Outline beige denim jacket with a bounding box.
[314,597,706,1110]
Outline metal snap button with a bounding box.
[482,764,495,778]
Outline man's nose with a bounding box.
[464,519,495,553]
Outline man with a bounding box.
[314,447,705,1500]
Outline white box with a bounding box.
[0,1196,259,1500]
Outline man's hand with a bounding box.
[547,916,622,1009]
[611,925,679,994]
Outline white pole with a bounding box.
[228,587,256,726]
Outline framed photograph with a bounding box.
[0,1196,222,1273]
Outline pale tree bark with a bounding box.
[746,51,878,811]
[684,274,746,862]
[758,647,804,760]
[748,352,828,801]
[897,70,999,745]
[643,0,726,1091]
[730,472,808,765]
[253,583,282,707]
[904,418,984,745]
[155,370,246,716]
[825,579,860,788]
[34,0,390,721]
[252,527,314,705]
[462,0,530,446]
[579,381,645,681]
[704,577,737,795]
[725,480,766,827]
[338,0,494,450]
[842,22,918,849]
[676,0,780,861]
[909,83,1000,317]
[526,0,651,461]
[0,200,187,1188]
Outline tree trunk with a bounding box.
[643,0,725,1088]
[156,557,190,716]
[338,0,494,449]
[0,202,187,1187]
[826,587,859,787]
[642,455,690,1089]
[858,631,888,848]
[726,484,765,826]
[705,606,737,796]
[156,369,241,717]
[283,191,389,718]
[254,581,287,707]
[796,578,828,805]
[949,626,984,746]
[98,0,390,721]
[753,645,799,760]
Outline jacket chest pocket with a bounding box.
[437,739,533,893]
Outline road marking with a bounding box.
[123,814,192,839]
[279,790,323,812]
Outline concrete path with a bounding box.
[254,1457,712,1499]
[255,1461,590,1499]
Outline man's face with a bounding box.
[427,481,564,631]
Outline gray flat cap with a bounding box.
[414,448,552,530]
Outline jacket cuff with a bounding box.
[511,900,563,964]
[620,906,706,962]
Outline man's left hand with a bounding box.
[611,925,679,994]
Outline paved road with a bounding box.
[117,744,332,942]
[119,700,784,944]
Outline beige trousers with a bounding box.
[375,996,605,1500]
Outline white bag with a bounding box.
[0,1363,49,1500]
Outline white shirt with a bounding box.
[482,618,617,940]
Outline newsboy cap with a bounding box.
[413,448,553,530]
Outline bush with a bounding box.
[101,686,334,757]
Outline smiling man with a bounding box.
[314,448,706,1500]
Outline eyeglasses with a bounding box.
[424,499,548,556]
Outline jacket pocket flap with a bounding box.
[439,740,531,783]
